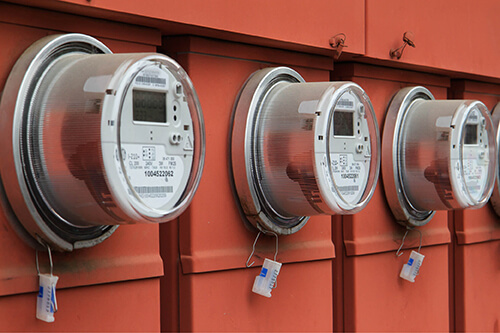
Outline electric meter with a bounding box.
[489,102,500,216]
[0,34,205,251]
[382,86,495,227]
[231,67,380,235]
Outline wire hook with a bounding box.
[415,228,423,253]
[396,228,410,257]
[245,226,279,267]
[246,231,262,268]
[396,226,423,257]
[36,241,54,276]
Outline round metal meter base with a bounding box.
[0,34,118,251]
[230,67,309,235]
[382,86,436,227]
[490,102,500,217]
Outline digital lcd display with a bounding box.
[334,111,354,136]
[133,90,166,123]
[464,124,478,145]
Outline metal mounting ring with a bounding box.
[230,67,309,235]
[382,86,436,227]
[0,34,118,251]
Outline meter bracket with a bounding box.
[231,67,310,235]
[382,86,436,227]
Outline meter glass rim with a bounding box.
[489,102,500,214]
[455,101,494,207]
[114,55,205,221]
[324,83,380,213]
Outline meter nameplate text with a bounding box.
[461,157,487,200]
[330,153,366,203]
[119,144,184,209]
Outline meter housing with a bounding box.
[489,102,500,216]
[0,34,205,251]
[231,67,380,235]
[382,86,495,227]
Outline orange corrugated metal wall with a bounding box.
[0,1,498,332]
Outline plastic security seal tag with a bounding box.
[35,244,58,322]
[252,258,282,298]
[400,250,425,282]
[37,274,59,322]
[246,229,281,297]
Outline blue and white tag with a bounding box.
[400,250,425,283]
[36,274,59,322]
[252,258,282,298]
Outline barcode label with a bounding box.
[134,186,173,194]
[136,76,166,85]
[337,185,359,192]
[337,98,354,109]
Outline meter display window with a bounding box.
[464,124,478,145]
[334,111,354,136]
[231,67,380,235]
[132,90,167,123]
[0,34,205,251]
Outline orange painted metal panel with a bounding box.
[455,207,500,245]
[162,36,334,72]
[0,279,161,332]
[0,6,163,330]
[17,0,365,56]
[179,260,333,332]
[454,241,500,332]
[163,37,335,275]
[0,223,163,296]
[343,245,450,332]
[6,0,500,81]
[159,220,181,333]
[0,22,158,94]
[0,2,160,46]
[365,0,500,79]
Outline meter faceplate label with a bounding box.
[457,108,489,202]
[119,143,184,209]
[460,152,488,201]
[328,153,367,203]
[336,92,356,111]
[135,68,168,88]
